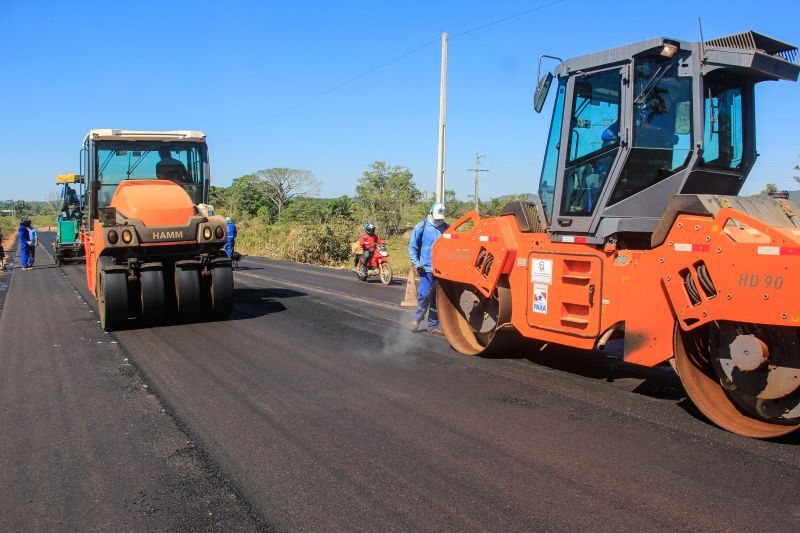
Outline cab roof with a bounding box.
[555,30,799,82]
[84,129,207,143]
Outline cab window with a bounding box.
[567,70,622,162]
[702,74,745,170]
[608,57,693,205]
[538,77,567,224]
[562,69,621,216]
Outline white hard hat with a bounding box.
[430,202,446,220]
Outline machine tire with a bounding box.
[98,268,128,332]
[140,268,166,322]
[379,263,393,285]
[209,262,234,319]
[175,264,201,321]
[673,324,800,439]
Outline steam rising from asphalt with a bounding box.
[378,318,420,359]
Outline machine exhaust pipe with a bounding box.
[597,323,624,351]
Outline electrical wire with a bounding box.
[213,0,566,146]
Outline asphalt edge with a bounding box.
[0,239,19,320]
[53,256,276,533]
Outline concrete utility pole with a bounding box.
[435,32,448,203]
[467,153,488,213]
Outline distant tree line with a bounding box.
[210,160,531,236]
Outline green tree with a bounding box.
[228,174,271,216]
[355,161,421,236]
[209,185,233,213]
[279,197,327,223]
[253,168,321,215]
[752,183,779,198]
[323,196,352,220]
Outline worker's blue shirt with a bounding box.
[28,227,37,243]
[408,217,449,272]
[18,225,30,244]
[226,222,237,243]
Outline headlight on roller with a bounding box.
[215,226,224,239]
[203,226,213,240]
[107,230,119,244]
[122,229,133,243]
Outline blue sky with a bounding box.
[1,0,798,201]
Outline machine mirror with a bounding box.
[533,72,553,113]
[116,150,128,156]
[675,101,690,135]
[132,151,142,157]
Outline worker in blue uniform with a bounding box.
[224,216,237,258]
[18,218,31,270]
[408,202,449,334]
[27,224,38,267]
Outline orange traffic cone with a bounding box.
[400,267,418,307]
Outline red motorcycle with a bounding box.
[353,243,393,284]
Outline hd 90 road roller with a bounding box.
[80,129,233,331]
[432,32,800,438]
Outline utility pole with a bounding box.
[467,153,488,213]
[435,32,448,203]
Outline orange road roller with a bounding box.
[432,32,800,438]
[79,129,233,331]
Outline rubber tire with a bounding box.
[175,265,201,321]
[209,263,234,319]
[140,268,166,322]
[98,269,128,332]
[380,263,393,285]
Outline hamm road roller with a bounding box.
[432,32,800,438]
[80,129,233,331]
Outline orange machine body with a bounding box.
[85,180,225,295]
[433,208,800,367]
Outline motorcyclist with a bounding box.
[358,222,385,275]
[224,216,237,258]
[408,202,449,334]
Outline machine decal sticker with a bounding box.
[533,283,548,314]
[531,258,553,285]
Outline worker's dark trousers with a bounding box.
[361,249,373,272]
[413,270,439,330]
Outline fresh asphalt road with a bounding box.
[3,233,799,531]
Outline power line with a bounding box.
[452,0,564,38]
[213,0,566,146]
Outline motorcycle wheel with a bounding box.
[379,263,393,285]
